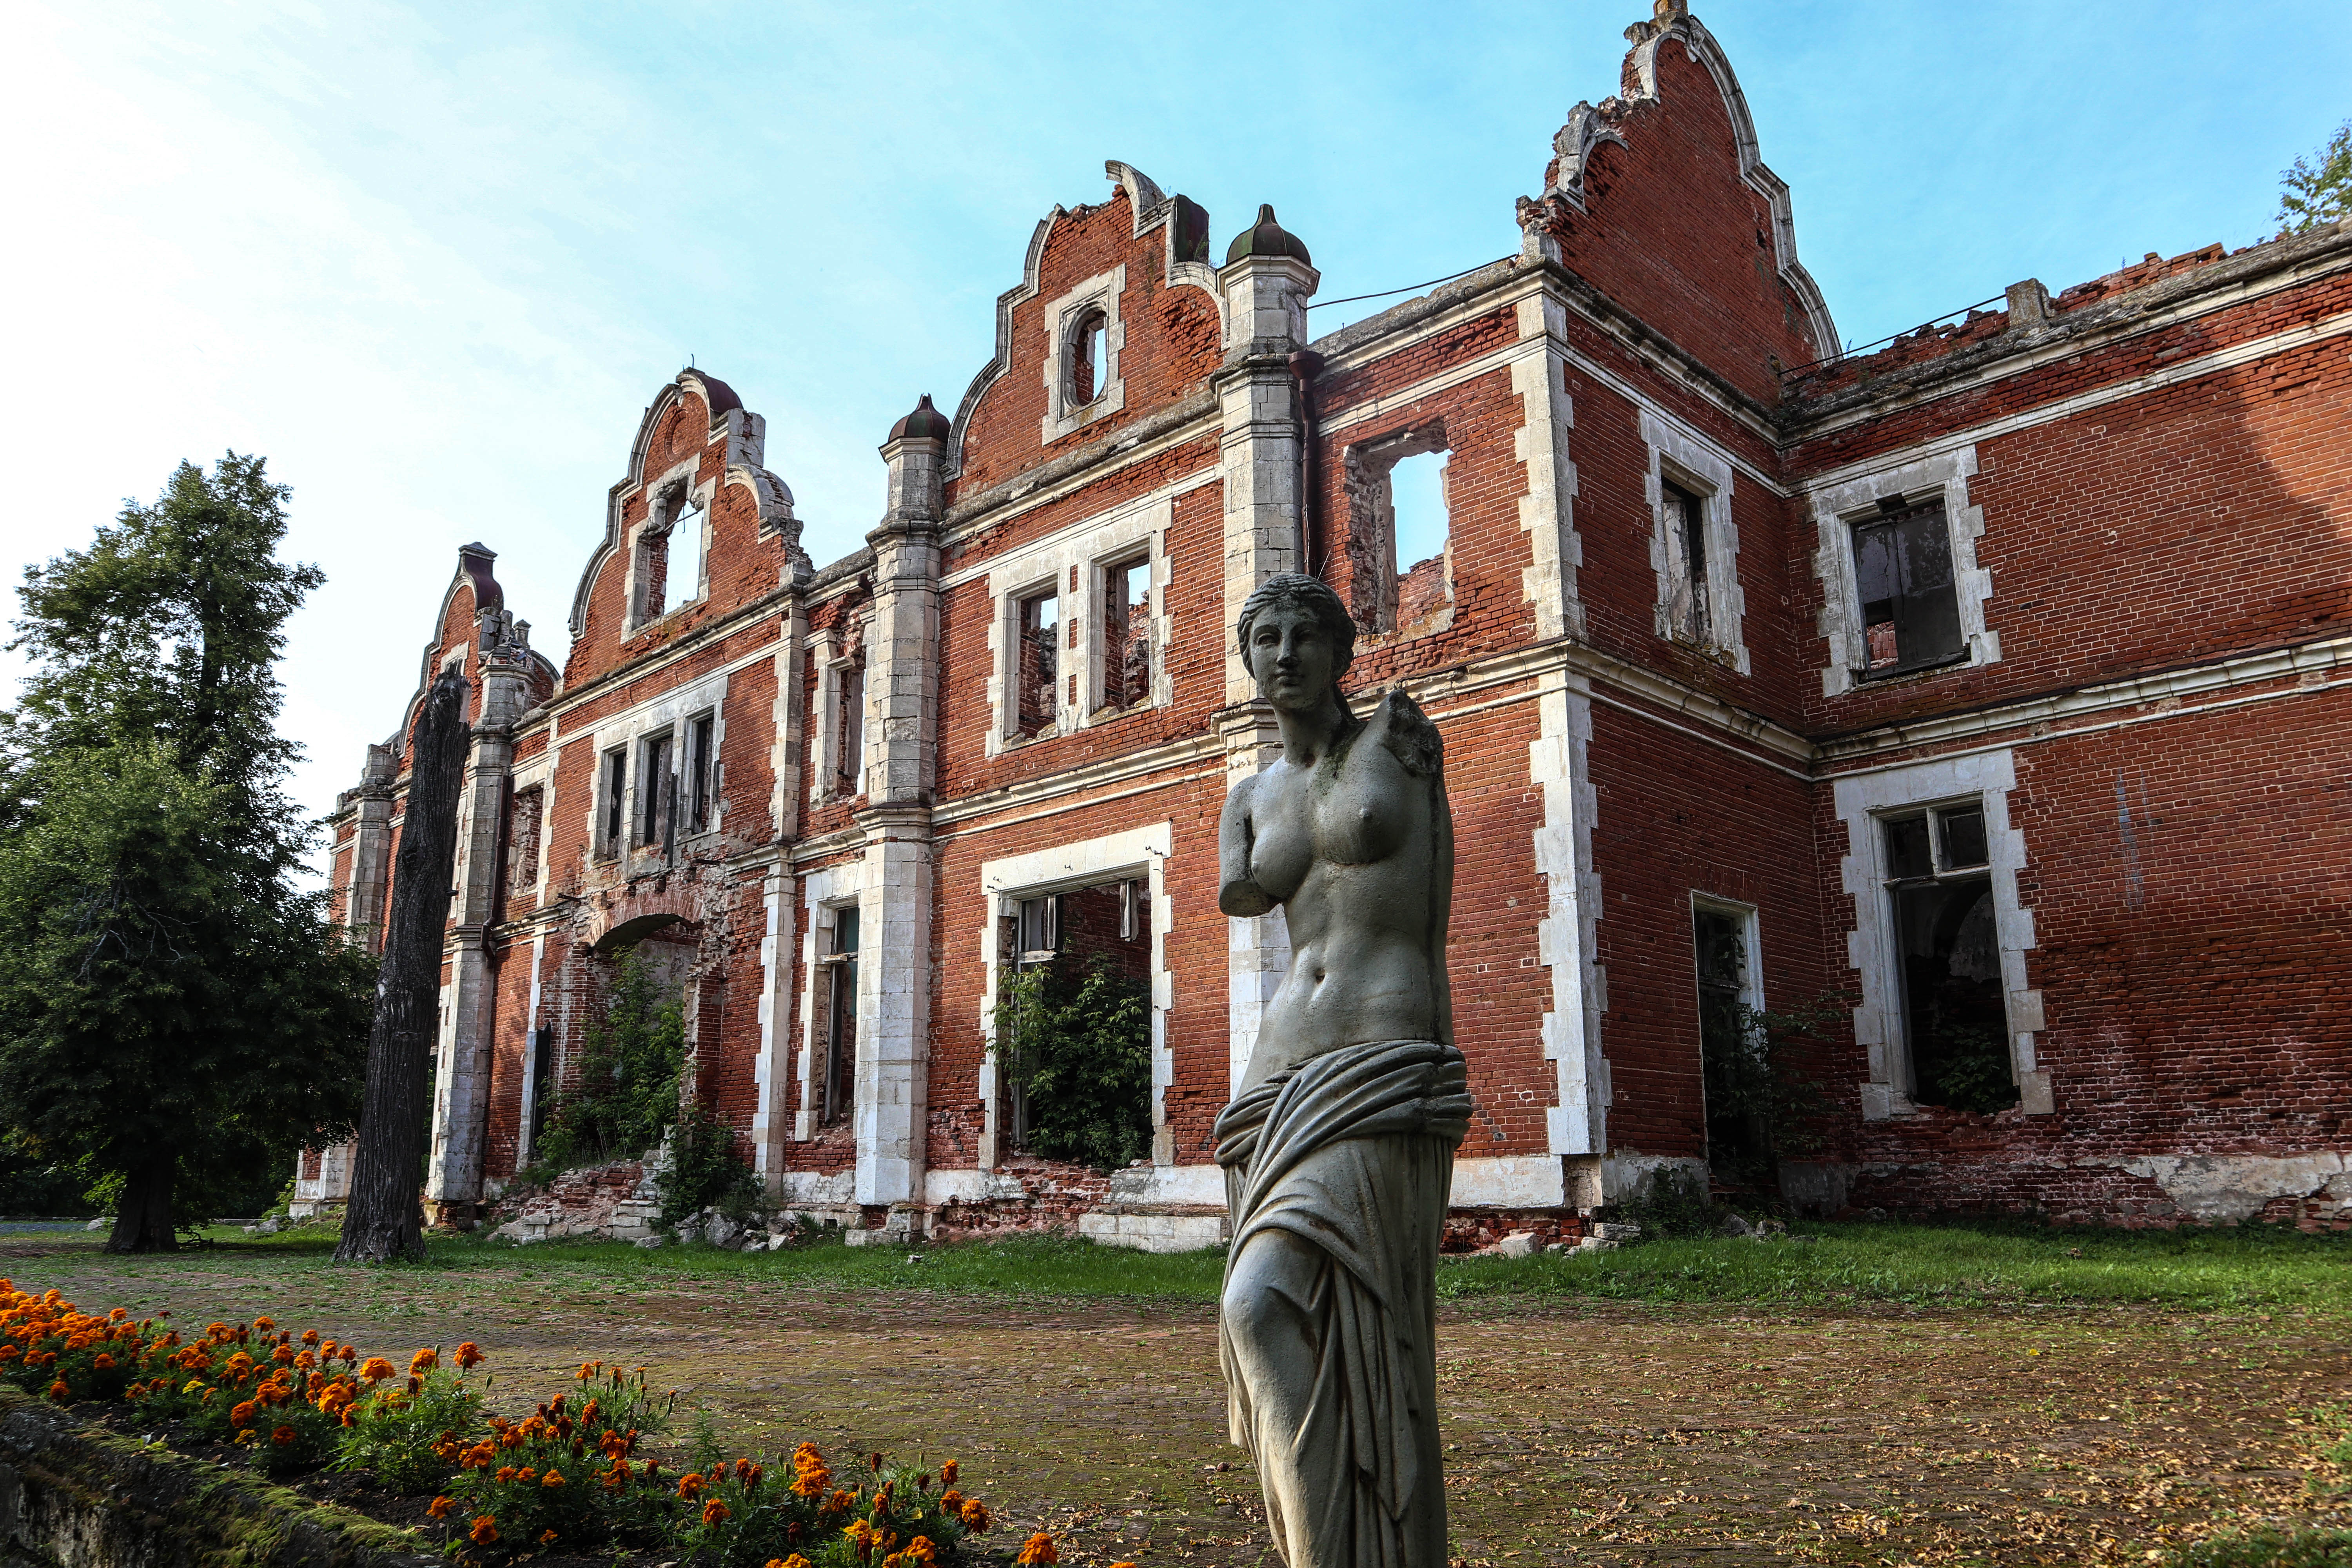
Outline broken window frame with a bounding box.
[1659,473,1714,647]
[1095,552,1154,714]
[1343,422,1455,640]
[506,785,544,900]
[1852,496,1966,679]
[682,711,717,837]
[818,904,860,1126]
[1067,307,1109,408]
[636,731,674,850]
[1690,895,1768,1183]
[1002,893,1063,1152]
[598,748,627,858]
[1013,584,1061,741]
[1877,798,2016,1112]
[831,657,865,799]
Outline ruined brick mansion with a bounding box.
[299,1,2350,1243]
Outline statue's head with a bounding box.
[1237,573,1356,712]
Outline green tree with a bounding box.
[2278,119,2352,234]
[993,956,1153,1170]
[532,952,685,1174]
[0,455,374,1252]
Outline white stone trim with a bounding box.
[624,461,710,632]
[980,496,1172,756]
[1040,264,1127,444]
[584,669,730,862]
[1639,409,1748,673]
[1690,891,1765,1015]
[793,862,867,1143]
[1832,749,2049,1121]
[752,867,796,1176]
[1809,445,1998,698]
[1513,293,1584,642]
[805,621,870,804]
[975,822,1173,1170]
[1532,667,1608,1153]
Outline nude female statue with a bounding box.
[1215,573,1470,1568]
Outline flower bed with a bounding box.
[0,1277,1072,1567]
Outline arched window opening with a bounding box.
[1069,309,1108,406]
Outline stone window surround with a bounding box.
[506,752,555,902]
[974,822,1172,1171]
[806,618,869,804]
[1639,409,1749,674]
[1832,748,2052,1121]
[791,863,867,1143]
[1343,420,1457,646]
[1809,445,1999,698]
[1689,891,1765,1013]
[624,459,712,633]
[982,496,1173,757]
[585,670,730,863]
[1040,264,1127,444]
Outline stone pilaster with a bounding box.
[849,399,947,1230]
[1214,215,1317,1091]
[425,598,536,1228]
[342,744,399,954]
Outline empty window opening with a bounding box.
[834,659,865,797]
[1069,309,1108,407]
[506,786,543,900]
[683,712,716,835]
[1854,498,1963,676]
[1345,425,1454,637]
[1017,589,1059,739]
[1101,556,1152,711]
[995,880,1151,1166]
[524,1025,556,1160]
[599,749,626,856]
[819,906,859,1125]
[668,496,706,609]
[637,732,673,848]
[1881,802,2014,1113]
[1661,477,1712,644]
[1692,902,1771,1191]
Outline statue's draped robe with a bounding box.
[1215,1038,1472,1568]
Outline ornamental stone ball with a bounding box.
[1215,572,1468,1567]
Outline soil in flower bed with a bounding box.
[7,1224,2351,1566]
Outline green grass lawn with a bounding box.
[167,1215,2352,1315]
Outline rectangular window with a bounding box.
[1100,556,1152,711]
[1880,801,2014,1112]
[1661,477,1711,644]
[670,499,705,608]
[1017,589,1059,739]
[835,661,864,797]
[820,906,859,1125]
[637,732,673,847]
[683,712,716,834]
[1016,893,1060,962]
[1692,902,1764,1184]
[1345,425,1454,638]
[1853,499,1963,676]
[525,1026,555,1155]
[599,749,626,855]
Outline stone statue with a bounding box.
[1215,573,1470,1568]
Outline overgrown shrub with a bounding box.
[532,954,683,1174]
[1701,993,1842,1193]
[993,956,1152,1170]
[656,1106,763,1229]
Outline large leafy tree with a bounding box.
[0,454,374,1252]
[2278,118,2352,234]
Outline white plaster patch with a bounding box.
[2116,1153,2352,1225]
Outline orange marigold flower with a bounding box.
[1110,1563,1138,1568]
[844,1521,874,1545]
[409,1348,436,1375]
[427,1496,454,1520]
[677,1472,706,1499]
[93,1353,115,1371]
[904,1538,938,1564]
[454,1341,483,1370]
[516,1467,537,1485]
[229,1401,258,1428]
[272,1426,296,1447]
[541,1469,565,1489]
[576,1361,594,1381]
[301,1329,320,1347]
[468,1516,498,1545]
[769,1558,812,1568]
[959,1499,992,1532]
[47,1380,69,1402]
[939,1490,964,1512]
[539,1530,558,1546]
[940,1459,957,1486]
[358,1357,393,1383]
[1013,1532,1058,1566]
[702,1499,731,1527]
[252,1317,274,1334]
[494,1466,518,1484]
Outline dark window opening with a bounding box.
[1854,498,1963,676]
[1101,556,1152,711]
[835,660,865,797]
[599,750,626,856]
[996,880,1151,1166]
[526,1025,555,1155]
[820,906,859,1125]
[1344,424,1453,637]
[683,713,716,835]
[1882,803,2014,1113]
[1069,309,1108,406]
[637,733,673,848]
[1693,904,1769,1189]
[1016,589,1059,739]
[1661,477,1712,644]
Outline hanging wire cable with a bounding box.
[1307,261,1493,310]
[1778,294,2006,377]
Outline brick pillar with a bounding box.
[1214,212,1318,1094]
[426,576,535,1229]
[850,398,947,1234]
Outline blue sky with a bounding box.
[4,0,2346,871]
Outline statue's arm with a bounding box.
[1219,775,1274,917]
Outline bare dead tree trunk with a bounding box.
[105,1149,178,1254]
[334,672,470,1263]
